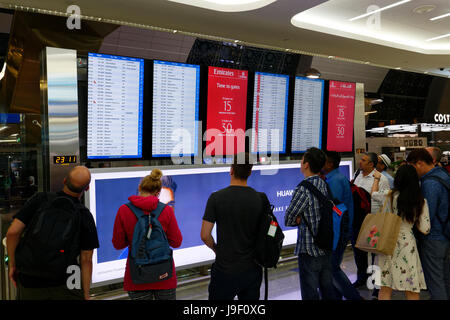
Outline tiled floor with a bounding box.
[176,245,431,300]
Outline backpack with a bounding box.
[298,180,337,251]
[253,192,285,300]
[15,192,82,280]
[126,201,173,284]
[326,183,348,251]
[421,175,450,239]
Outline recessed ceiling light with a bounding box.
[364,61,370,64]
[328,55,335,59]
[413,5,436,15]
[395,67,402,70]
[234,40,239,43]
[173,30,178,33]
[430,12,450,21]
[349,0,411,21]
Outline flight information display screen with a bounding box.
[327,80,356,152]
[206,66,248,156]
[251,72,289,154]
[291,77,324,153]
[152,60,200,157]
[87,53,144,159]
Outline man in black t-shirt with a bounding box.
[6,166,99,300]
[201,153,263,300]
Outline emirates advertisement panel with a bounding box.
[206,66,248,156]
[327,81,356,152]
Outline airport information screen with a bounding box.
[152,60,200,157]
[327,80,356,152]
[206,66,248,156]
[87,53,144,159]
[291,77,324,153]
[251,72,289,154]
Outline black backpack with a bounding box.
[298,180,334,251]
[421,174,450,239]
[253,192,285,300]
[15,192,82,280]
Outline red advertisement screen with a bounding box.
[327,81,356,152]
[206,66,248,156]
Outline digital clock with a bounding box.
[53,156,77,165]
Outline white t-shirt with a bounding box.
[354,169,390,213]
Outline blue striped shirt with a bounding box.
[284,175,328,257]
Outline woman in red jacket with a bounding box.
[112,169,182,300]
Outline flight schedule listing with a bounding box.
[291,77,324,153]
[152,61,200,157]
[252,72,289,153]
[87,53,144,159]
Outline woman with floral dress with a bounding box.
[371,164,430,300]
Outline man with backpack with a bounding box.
[201,152,264,300]
[6,166,99,300]
[322,151,363,300]
[284,147,336,300]
[407,148,450,300]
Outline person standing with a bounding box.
[112,169,182,300]
[201,153,263,300]
[407,148,450,300]
[6,166,99,300]
[322,151,362,300]
[376,154,394,189]
[285,147,336,300]
[371,165,430,300]
[352,153,390,288]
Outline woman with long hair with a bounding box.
[112,169,182,300]
[371,164,430,300]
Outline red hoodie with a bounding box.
[112,195,182,291]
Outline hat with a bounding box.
[379,154,391,168]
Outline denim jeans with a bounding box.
[208,263,262,300]
[332,237,363,300]
[418,238,450,300]
[298,252,337,300]
[128,288,176,300]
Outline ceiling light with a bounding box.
[426,33,450,42]
[305,68,321,79]
[349,0,411,21]
[413,5,436,15]
[370,99,383,105]
[328,55,335,59]
[173,30,178,33]
[365,61,370,64]
[168,0,277,12]
[0,62,5,80]
[395,67,402,70]
[430,12,450,21]
[0,126,9,132]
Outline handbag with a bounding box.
[355,194,402,256]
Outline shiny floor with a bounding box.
[175,245,431,300]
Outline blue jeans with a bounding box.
[332,237,363,300]
[418,238,450,300]
[208,263,262,300]
[298,252,337,300]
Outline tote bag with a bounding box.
[355,195,401,256]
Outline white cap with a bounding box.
[380,154,391,168]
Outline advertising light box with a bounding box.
[85,160,353,286]
[327,81,356,152]
[206,66,248,156]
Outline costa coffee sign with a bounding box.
[434,113,450,124]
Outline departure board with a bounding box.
[87,53,144,159]
[327,81,356,152]
[291,77,324,153]
[152,60,200,157]
[206,67,248,156]
[251,72,289,154]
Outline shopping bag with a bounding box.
[355,196,401,256]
